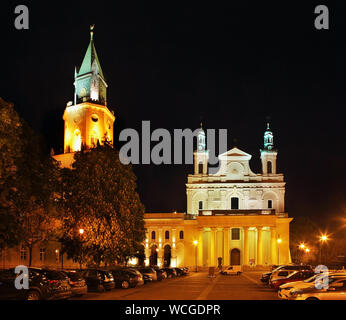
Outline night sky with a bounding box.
[1,1,345,226]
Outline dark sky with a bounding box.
[0,1,345,225]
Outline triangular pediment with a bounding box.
[218,147,252,160]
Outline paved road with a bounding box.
[72,271,279,300]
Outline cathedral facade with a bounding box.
[144,125,292,269]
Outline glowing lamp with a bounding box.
[193,240,198,246]
[79,228,84,235]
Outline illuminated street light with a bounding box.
[305,248,310,253]
[319,234,329,265]
[193,240,198,272]
[299,243,305,250]
[79,228,84,235]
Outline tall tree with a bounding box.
[59,142,145,267]
[0,97,23,250]
[10,122,60,266]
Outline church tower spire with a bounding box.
[193,122,209,175]
[53,26,115,165]
[260,122,277,175]
[74,25,108,105]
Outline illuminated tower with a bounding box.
[193,123,209,174]
[260,122,277,174]
[53,26,115,168]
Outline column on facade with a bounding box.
[271,227,277,265]
[158,228,163,266]
[243,227,249,265]
[256,227,263,266]
[198,228,203,267]
[171,228,177,267]
[210,228,216,267]
[223,227,229,266]
[215,228,223,267]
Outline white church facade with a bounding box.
[144,124,292,269]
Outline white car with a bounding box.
[220,266,242,275]
[278,273,346,299]
[289,276,346,300]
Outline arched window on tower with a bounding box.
[165,230,169,240]
[198,201,203,210]
[198,163,203,174]
[267,161,272,174]
[151,231,156,240]
[231,197,239,210]
[179,230,184,239]
[268,200,273,209]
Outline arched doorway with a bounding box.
[149,245,158,266]
[230,248,241,265]
[164,245,171,267]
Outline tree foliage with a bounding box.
[0,97,60,264]
[59,142,145,266]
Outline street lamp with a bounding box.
[193,240,198,272]
[79,228,84,235]
[319,234,329,265]
[277,237,282,265]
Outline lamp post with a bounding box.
[193,240,198,272]
[299,243,305,264]
[79,228,85,270]
[319,235,328,265]
[277,237,282,265]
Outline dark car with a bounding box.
[138,267,157,281]
[82,269,115,292]
[162,267,177,278]
[261,265,312,283]
[173,268,185,276]
[153,267,167,281]
[61,270,87,297]
[110,269,144,289]
[0,268,72,300]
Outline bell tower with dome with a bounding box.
[53,26,115,168]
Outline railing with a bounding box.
[198,209,276,216]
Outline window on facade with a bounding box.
[231,197,239,209]
[199,201,203,210]
[198,163,203,174]
[165,230,169,240]
[151,231,156,240]
[40,248,46,262]
[267,161,272,174]
[20,246,27,261]
[179,230,184,239]
[268,200,273,209]
[231,228,240,240]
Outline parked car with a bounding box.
[261,265,312,283]
[153,267,167,281]
[61,270,87,297]
[279,273,346,299]
[289,277,346,300]
[0,267,72,300]
[137,267,157,281]
[269,270,296,286]
[182,267,189,275]
[173,268,185,276]
[110,269,144,289]
[162,267,177,278]
[220,266,242,275]
[82,269,115,292]
[270,270,315,290]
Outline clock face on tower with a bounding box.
[198,145,203,151]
